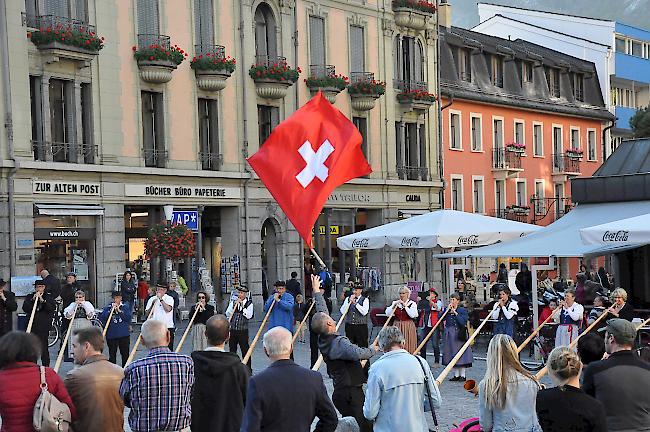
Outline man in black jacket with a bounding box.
[40,269,61,298]
[583,319,650,431]
[191,314,250,432]
[22,279,55,366]
[0,279,18,337]
[240,326,338,432]
[312,275,378,432]
[286,271,302,299]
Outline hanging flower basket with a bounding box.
[191,55,236,91]
[506,142,526,153]
[145,223,196,260]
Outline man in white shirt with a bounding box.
[145,283,175,350]
[491,286,519,337]
[341,283,370,348]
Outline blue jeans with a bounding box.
[417,326,441,363]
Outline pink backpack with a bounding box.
[449,418,481,432]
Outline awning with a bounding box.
[35,204,105,216]
[337,209,541,250]
[436,201,650,258]
[580,214,650,245]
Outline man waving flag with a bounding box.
[247,92,371,247]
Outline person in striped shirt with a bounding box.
[119,319,194,432]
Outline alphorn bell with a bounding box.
[464,379,479,396]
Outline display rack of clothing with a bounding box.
[358,266,382,291]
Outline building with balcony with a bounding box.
[474,3,650,155]
[0,0,443,305]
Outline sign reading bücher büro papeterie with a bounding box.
[124,184,241,200]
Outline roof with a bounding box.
[477,14,611,48]
[439,26,614,120]
[478,2,614,23]
[436,200,650,258]
[572,139,650,203]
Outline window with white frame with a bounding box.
[473,178,484,214]
[588,130,597,161]
[516,181,527,207]
[495,179,506,213]
[552,126,562,155]
[493,118,503,149]
[534,181,544,214]
[514,121,524,145]
[571,128,580,150]
[451,177,463,211]
[533,123,543,156]
[471,115,482,151]
[450,112,461,149]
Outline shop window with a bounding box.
[141,91,166,168]
[258,105,279,145]
[198,98,221,170]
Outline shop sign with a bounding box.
[124,184,240,200]
[10,276,38,297]
[311,226,340,235]
[34,227,96,240]
[328,192,374,204]
[406,194,422,202]
[33,180,100,196]
[171,210,199,231]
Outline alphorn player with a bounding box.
[340,282,370,348]
[22,279,55,366]
[226,286,254,368]
[311,274,378,432]
[554,289,584,347]
[442,293,472,382]
[189,291,215,352]
[385,286,418,353]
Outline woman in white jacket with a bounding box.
[63,290,95,359]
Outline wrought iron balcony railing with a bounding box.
[198,152,223,171]
[552,153,581,174]
[350,72,375,84]
[195,44,225,59]
[397,165,429,181]
[393,79,428,92]
[492,147,522,170]
[254,55,287,67]
[32,140,97,164]
[492,208,530,223]
[137,34,170,51]
[143,148,167,168]
[529,195,574,224]
[309,64,336,78]
[22,13,94,34]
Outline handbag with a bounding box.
[458,323,469,342]
[414,355,439,432]
[33,366,71,432]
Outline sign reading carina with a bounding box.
[125,184,241,199]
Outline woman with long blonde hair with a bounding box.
[479,334,542,432]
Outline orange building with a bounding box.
[439,25,614,279]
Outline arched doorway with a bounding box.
[261,219,278,290]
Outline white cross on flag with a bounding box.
[247,92,372,247]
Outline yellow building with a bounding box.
[0,0,444,304]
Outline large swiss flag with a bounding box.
[247,92,372,247]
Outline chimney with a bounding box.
[438,0,452,29]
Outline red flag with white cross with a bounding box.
[247,92,372,248]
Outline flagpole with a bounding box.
[310,248,327,269]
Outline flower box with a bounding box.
[305,73,349,104]
[392,1,437,31]
[348,79,385,111]
[192,55,236,92]
[27,24,104,66]
[566,149,584,159]
[133,42,187,84]
[250,62,300,99]
[506,143,526,154]
[397,90,437,111]
[506,205,530,215]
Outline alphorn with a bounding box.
[413,307,451,356]
[54,303,79,373]
[125,299,158,366]
[25,293,40,333]
[292,300,316,345]
[242,299,277,365]
[312,301,352,371]
[175,304,202,353]
[435,311,493,385]
[535,310,610,380]
[516,307,562,354]
[102,305,116,337]
[360,307,398,368]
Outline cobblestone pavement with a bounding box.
[50,317,550,431]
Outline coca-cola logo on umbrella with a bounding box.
[602,230,629,242]
[351,238,370,248]
[457,235,479,246]
[400,237,420,247]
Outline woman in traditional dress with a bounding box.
[554,289,584,347]
[385,286,418,353]
[190,291,215,351]
[443,292,472,381]
[63,290,95,360]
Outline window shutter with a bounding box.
[309,16,326,66]
[74,0,87,22]
[393,37,401,82]
[415,40,424,82]
[419,124,427,174]
[255,8,269,58]
[350,26,365,73]
[194,0,215,48]
[137,0,160,36]
[395,122,403,168]
[45,0,68,17]
[208,100,219,154]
